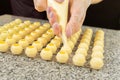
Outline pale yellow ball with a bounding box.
[32,41,43,51]
[90,58,104,69]
[78,43,89,50]
[50,39,61,48]
[11,44,23,55]
[25,46,38,58]
[91,51,104,59]
[25,35,35,44]
[18,39,29,48]
[75,48,87,57]
[40,48,53,60]
[46,43,57,54]
[72,53,86,66]
[5,37,16,45]
[56,50,69,63]
[37,37,47,46]
[0,41,9,52]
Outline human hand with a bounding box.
[34,0,102,37]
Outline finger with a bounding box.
[33,0,47,12]
[66,1,85,38]
[52,22,62,36]
[46,7,58,25]
[55,0,64,3]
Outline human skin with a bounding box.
[33,0,102,37]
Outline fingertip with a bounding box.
[52,22,62,36]
[66,25,72,38]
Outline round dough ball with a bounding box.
[82,34,91,40]
[18,23,27,29]
[18,39,29,48]
[46,43,57,54]
[92,45,104,53]
[85,28,93,34]
[11,44,23,55]
[94,40,104,48]
[43,23,51,29]
[70,36,77,44]
[25,46,38,58]
[37,37,47,46]
[61,46,72,55]
[24,28,32,33]
[0,41,9,52]
[12,34,22,41]
[42,33,51,41]
[68,40,74,49]
[32,41,43,51]
[54,36,62,42]
[5,37,16,45]
[75,48,87,57]
[78,43,89,50]
[40,48,53,60]
[80,38,90,46]
[24,20,31,26]
[91,51,104,59]
[35,29,42,35]
[25,35,35,44]
[72,53,86,66]
[39,26,46,32]
[14,19,22,24]
[94,36,104,41]
[30,32,39,39]
[50,39,61,48]
[33,22,40,27]
[56,50,69,63]
[96,30,104,35]
[19,30,27,37]
[46,29,54,37]
[1,31,9,40]
[90,58,104,69]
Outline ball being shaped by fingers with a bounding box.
[56,50,69,63]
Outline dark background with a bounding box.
[0,0,120,30]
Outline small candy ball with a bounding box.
[78,43,89,50]
[25,35,35,44]
[33,22,41,27]
[40,48,53,60]
[75,48,87,57]
[43,23,51,29]
[18,39,29,48]
[32,41,43,51]
[72,53,86,66]
[37,37,47,46]
[92,45,104,53]
[25,46,38,58]
[46,43,57,54]
[56,50,69,63]
[12,34,22,41]
[11,44,23,55]
[91,51,104,59]
[5,37,16,45]
[50,39,61,48]
[0,41,9,52]
[90,58,104,69]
